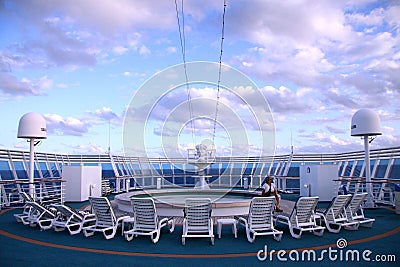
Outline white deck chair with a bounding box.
[21,201,56,230]
[49,204,96,235]
[315,194,358,233]
[124,198,175,243]
[182,198,214,245]
[237,197,283,243]
[82,197,129,239]
[275,196,325,239]
[344,193,375,230]
[14,191,36,223]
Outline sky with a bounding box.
[0,0,399,158]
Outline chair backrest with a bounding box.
[346,193,368,216]
[20,191,35,202]
[131,198,157,231]
[89,197,116,227]
[290,196,319,225]
[27,201,56,217]
[248,197,275,229]
[50,204,83,222]
[325,194,352,221]
[184,198,212,227]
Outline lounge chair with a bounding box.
[49,204,96,235]
[82,196,130,239]
[344,192,375,230]
[236,197,283,243]
[21,201,56,230]
[315,194,358,233]
[182,198,214,245]
[14,191,36,223]
[124,198,175,243]
[275,196,325,239]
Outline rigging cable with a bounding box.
[212,0,227,145]
[174,0,196,146]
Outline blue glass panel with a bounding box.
[83,163,99,166]
[0,160,14,180]
[231,163,243,175]
[13,161,27,179]
[161,163,173,175]
[115,163,123,176]
[49,162,60,177]
[270,162,278,175]
[353,160,364,177]
[174,176,184,185]
[33,162,40,178]
[243,163,254,175]
[261,162,271,176]
[343,161,354,177]
[152,163,162,175]
[133,163,142,175]
[361,160,375,177]
[39,162,51,178]
[220,163,229,176]
[185,176,195,185]
[208,163,220,175]
[338,162,345,176]
[101,163,115,178]
[174,164,185,174]
[388,159,400,179]
[287,162,300,177]
[375,159,389,178]
[278,162,286,175]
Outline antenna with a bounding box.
[290,128,293,154]
[108,120,111,155]
[351,108,382,208]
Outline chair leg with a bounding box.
[168,219,175,233]
[246,228,256,243]
[125,232,134,241]
[313,227,324,236]
[151,231,160,243]
[273,231,282,242]
[289,226,302,239]
[344,222,360,231]
[83,229,94,237]
[326,222,341,233]
[67,223,83,235]
[104,228,116,240]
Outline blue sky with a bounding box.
[0,0,399,157]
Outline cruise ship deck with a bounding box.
[0,147,399,266]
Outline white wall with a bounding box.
[300,164,339,201]
[63,165,102,202]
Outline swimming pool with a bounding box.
[114,188,256,217]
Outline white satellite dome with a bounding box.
[17,112,47,139]
[351,108,382,137]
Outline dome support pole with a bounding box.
[29,138,35,198]
[364,135,374,208]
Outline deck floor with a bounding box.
[1,196,399,267]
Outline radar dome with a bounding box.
[351,108,382,137]
[17,112,47,139]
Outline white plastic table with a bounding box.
[217,218,237,238]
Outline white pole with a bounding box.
[29,138,35,198]
[364,135,374,208]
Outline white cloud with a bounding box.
[44,113,90,136]
[139,45,151,56]
[113,46,129,55]
[166,46,177,54]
